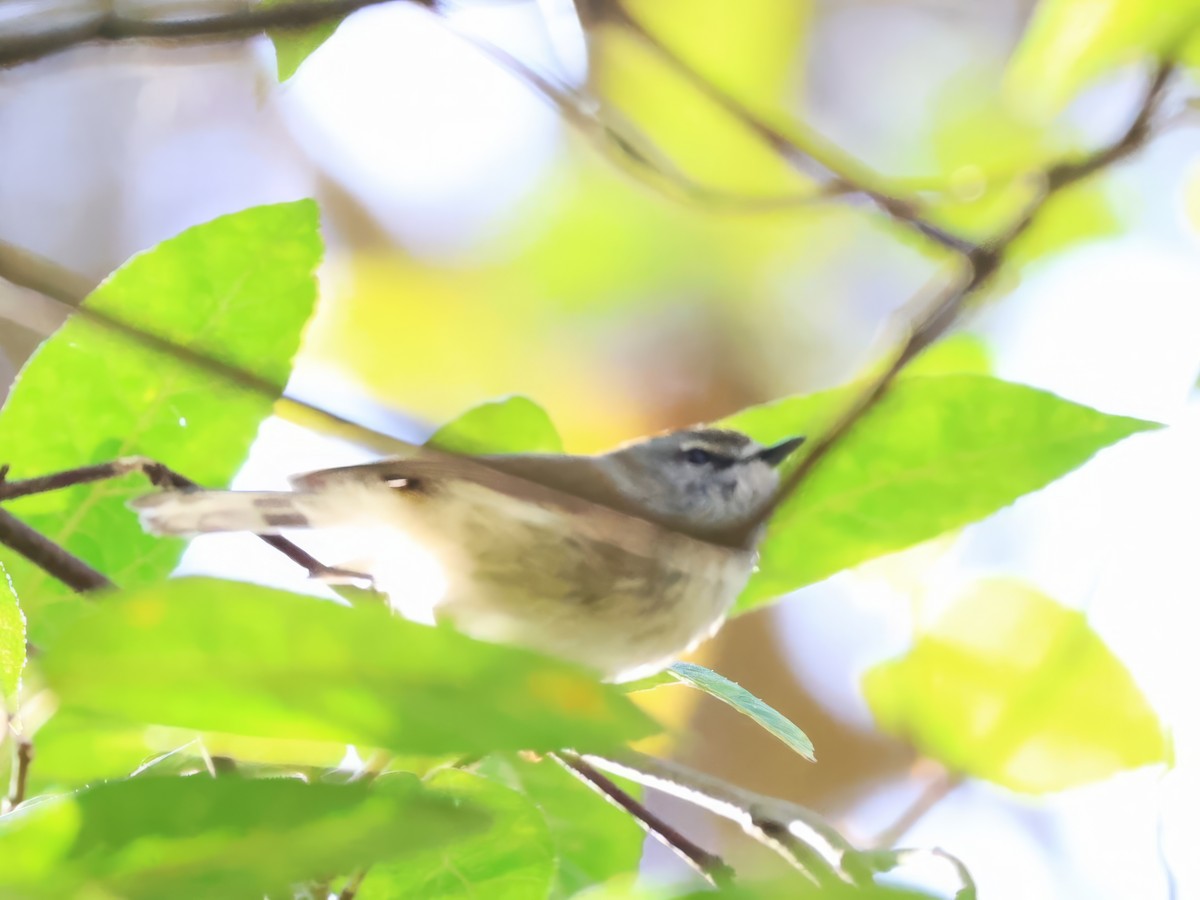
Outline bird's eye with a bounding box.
[683,448,712,465]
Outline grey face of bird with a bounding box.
[602,428,805,535]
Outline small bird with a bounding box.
[131,428,804,682]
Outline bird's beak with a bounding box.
[757,436,806,467]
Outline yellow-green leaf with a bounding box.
[724,375,1159,613]
[862,579,1171,793]
[0,201,321,643]
[428,395,563,455]
[263,0,345,80]
[0,563,24,705]
[1005,0,1200,118]
[40,577,658,757]
[358,770,555,899]
[0,774,486,899]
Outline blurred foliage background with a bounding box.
[2,0,1199,897]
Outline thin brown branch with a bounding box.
[439,18,843,215]
[0,457,346,580]
[4,733,33,811]
[870,767,963,849]
[605,0,977,256]
[0,507,113,593]
[587,749,869,887]
[337,869,368,900]
[554,751,736,888]
[0,0,430,69]
[742,61,1176,544]
[0,238,418,459]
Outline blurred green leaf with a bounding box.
[668,662,814,762]
[0,563,23,705]
[1005,0,1200,118]
[578,878,942,899]
[862,579,1171,793]
[0,774,486,899]
[725,375,1159,613]
[41,577,657,756]
[0,201,320,643]
[266,0,342,82]
[429,395,564,455]
[480,753,645,897]
[359,769,554,899]
[902,334,993,378]
[595,0,815,195]
[26,710,353,796]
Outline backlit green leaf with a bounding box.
[724,375,1159,613]
[862,579,1171,793]
[263,0,345,81]
[0,562,23,704]
[0,774,486,899]
[429,394,564,455]
[1005,0,1200,118]
[358,769,555,899]
[669,662,814,761]
[0,201,321,642]
[480,753,645,897]
[40,577,657,756]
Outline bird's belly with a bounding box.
[428,519,755,682]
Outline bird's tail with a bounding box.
[130,490,322,537]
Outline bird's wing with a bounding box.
[287,453,722,552]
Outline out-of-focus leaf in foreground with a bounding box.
[263,0,346,80]
[577,878,943,899]
[0,774,485,899]
[481,753,646,898]
[0,564,24,705]
[724,375,1159,613]
[0,201,320,642]
[1004,0,1200,118]
[668,662,814,762]
[429,394,564,455]
[359,769,554,899]
[862,579,1171,793]
[40,578,657,756]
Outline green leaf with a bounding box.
[0,201,321,642]
[264,0,345,81]
[41,577,657,757]
[0,773,486,899]
[862,579,1171,793]
[480,753,645,897]
[902,334,992,378]
[1004,0,1200,119]
[0,562,24,705]
[668,661,815,762]
[359,769,555,899]
[578,879,943,899]
[724,374,1160,613]
[428,395,564,455]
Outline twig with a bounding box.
[553,751,736,888]
[0,238,417,459]
[0,457,346,580]
[606,0,976,256]
[0,0,430,69]
[854,847,978,900]
[4,732,33,811]
[0,507,113,593]
[870,767,963,849]
[586,749,868,887]
[740,60,1176,545]
[338,868,368,900]
[439,19,846,215]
